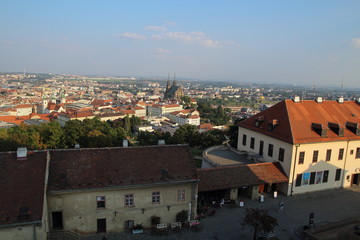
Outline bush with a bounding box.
[176,210,188,224]
[150,215,161,226]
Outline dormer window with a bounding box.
[328,122,344,137]
[268,119,279,132]
[312,123,328,138]
[254,116,264,127]
[346,121,360,136]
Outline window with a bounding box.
[310,172,316,185]
[325,149,332,161]
[278,148,285,162]
[259,141,264,156]
[335,169,341,181]
[312,150,319,163]
[152,191,160,204]
[350,150,354,155]
[242,134,247,146]
[298,151,305,164]
[356,148,360,159]
[323,170,329,183]
[338,148,344,160]
[268,144,273,157]
[295,174,302,187]
[177,189,185,201]
[125,194,134,206]
[250,137,255,149]
[96,196,105,208]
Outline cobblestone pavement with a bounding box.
[84,186,360,240]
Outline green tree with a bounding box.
[242,208,278,240]
[85,129,112,148]
[38,122,65,149]
[64,120,85,148]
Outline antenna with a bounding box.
[340,78,344,96]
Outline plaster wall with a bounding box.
[47,182,196,234]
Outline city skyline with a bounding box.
[1,1,360,88]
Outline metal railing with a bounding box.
[47,230,81,240]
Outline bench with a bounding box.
[189,220,200,227]
[156,223,168,231]
[171,222,181,230]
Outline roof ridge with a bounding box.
[284,100,295,144]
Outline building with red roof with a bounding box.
[237,97,360,195]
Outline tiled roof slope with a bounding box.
[0,151,47,226]
[197,162,288,192]
[48,145,197,192]
[238,99,360,144]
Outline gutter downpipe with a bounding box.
[33,224,37,240]
[341,140,350,187]
[290,144,300,196]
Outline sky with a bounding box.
[1,1,360,88]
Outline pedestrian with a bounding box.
[278,201,284,213]
[220,198,225,208]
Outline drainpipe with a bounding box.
[341,140,350,187]
[33,224,37,240]
[290,144,300,196]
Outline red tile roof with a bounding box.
[238,99,360,144]
[197,162,288,192]
[48,145,197,192]
[0,151,47,226]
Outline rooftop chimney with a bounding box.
[316,97,323,103]
[293,96,300,103]
[337,97,344,104]
[16,147,28,159]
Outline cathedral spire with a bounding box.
[173,73,177,86]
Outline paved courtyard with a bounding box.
[85,186,360,240]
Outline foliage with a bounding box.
[242,208,278,240]
[150,215,161,226]
[196,99,230,125]
[176,210,188,224]
[132,223,143,230]
[0,116,227,152]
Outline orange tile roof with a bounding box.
[197,162,288,192]
[239,99,360,144]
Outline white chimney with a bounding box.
[338,97,344,104]
[293,96,300,103]
[17,147,28,159]
[316,97,323,103]
[123,140,128,147]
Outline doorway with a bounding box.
[97,218,106,233]
[52,211,63,229]
[352,174,360,185]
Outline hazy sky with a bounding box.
[1,1,360,87]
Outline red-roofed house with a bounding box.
[0,149,48,240]
[237,97,360,195]
[47,145,198,234]
[148,104,183,117]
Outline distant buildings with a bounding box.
[164,79,184,100]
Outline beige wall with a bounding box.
[238,126,360,196]
[342,140,360,188]
[48,182,196,234]
[0,224,45,240]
